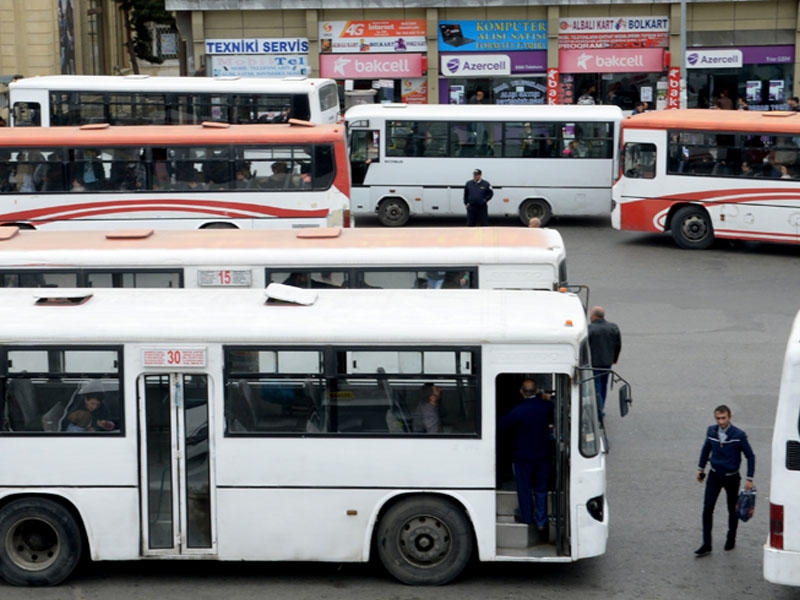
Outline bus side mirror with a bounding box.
[619,383,632,417]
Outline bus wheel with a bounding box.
[377,198,410,227]
[0,498,83,586]
[377,496,473,585]
[671,205,714,249]
[200,222,238,230]
[519,199,552,226]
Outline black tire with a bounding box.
[376,496,473,585]
[0,498,83,586]
[519,198,552,226]
[377,198,410,227]
[671,205,714,249]
[200,222,238,230]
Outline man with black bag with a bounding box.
[695,405,755,556]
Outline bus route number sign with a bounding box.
[142,347,208,368]
[198,269,253,287]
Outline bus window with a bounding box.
[11,102,40,127]
[623,143,656,179]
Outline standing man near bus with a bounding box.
[463,168,493,226]
[588,306,621,423]
[695,405,755,556]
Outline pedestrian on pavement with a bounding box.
[695,405,755,556]
[588,306,621,423]
[463,168,493,226]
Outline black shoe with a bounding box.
[537,526,549,544]
[724,539,735,551]
[694,544,712,557]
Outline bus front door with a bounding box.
[138,373,215,556]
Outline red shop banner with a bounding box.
[667,66,681,109]
[319,53,424,79]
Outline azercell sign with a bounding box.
[686,49,743,69]
[440,54,511,77]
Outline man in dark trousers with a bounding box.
[463,168,493,226]
[695,405,755,556]
[588,306,621,422]
[498,379,555,544]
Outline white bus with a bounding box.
[345,104,623,226]
[764,308,800,585]
[9,75,341,127]
[0,285,630,586]
[612,109,800,249]
[0,226,572,293]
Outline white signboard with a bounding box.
[440,54,512,77]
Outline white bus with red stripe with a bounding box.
[611,109,800,249]
[0,121,350,230]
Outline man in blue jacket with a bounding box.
[498,379,555,544]
[695,405,755,556]
[463,168,493,226]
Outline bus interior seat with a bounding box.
[226,380,257,432]
[377,366,411,432]
[6,378,41,431]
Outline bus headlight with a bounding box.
[587,495,604,522]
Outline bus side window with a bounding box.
[623,143,656,179]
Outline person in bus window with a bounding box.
[739,161,757,177]
[66,394,115,432]
[412,383,443,433]
[65,409,93,432]
[79,149,106,190]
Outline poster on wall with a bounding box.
[437,20,547,53]
[320,20,427,54]
[401,78,428,103]
[558,17,669,50]
[493,79,547,104]
[210,55,311,78]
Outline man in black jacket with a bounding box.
[695,405,755,556]
[588,306,621,422]
[463,168,493,226]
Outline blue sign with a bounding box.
[437,20,547,53]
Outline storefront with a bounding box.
[554,16,670,109]
[685,46,795,110]
[318,19,428,107]
[437,19,548,105]
[204,38,311,77]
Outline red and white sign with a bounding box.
[559,48,665,73]
[142,347,207,368]
[319,53,423,79]
[667,66,681,109]
[558,17,669,50]
[546,68,560,105]
[319,20,427,54]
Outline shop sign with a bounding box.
[437,20,548,53]
[558,17,668,50]
[667,66,681,109]
[319,53,423,79]
[494,79,547,104]
[559,48,665,73]
[547,68,560,105]
[205,38,309,55]
[440,54,511,77]
[401,78,428,103]
[319,20,427,54]
[686,49,743,69]
[210,55,310,78]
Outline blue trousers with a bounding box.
[513,460,550,528]
[702,470,740,547]
[594,369,610,421]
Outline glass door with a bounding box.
[138,373,215,555]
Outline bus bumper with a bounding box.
[764,544,800,586]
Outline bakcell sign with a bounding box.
[686,49,743,69]
[440,54,511,77]
[319,53,423,78]
[559,48,664,73]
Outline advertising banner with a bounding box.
[558,17,669,50]
[401,78,428,103]
[205,38,310,55]
[559,48,665,73]
[666,66,681,109]
[440,54,511,77]
[319,20,427,54]
[319,53,424,79]
[547,68,560,105]
[686,49,743,69]
[211,55,310,78]
[437,20,547,53]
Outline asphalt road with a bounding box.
[4,215,800,599]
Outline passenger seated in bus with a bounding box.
[282,272,310,287]
[412,383,443,433]
[65,409,93,432]
[264,161,290,188]
[442,271,467,289]
[779,164,794,179]
[12,152,37,193]
[42,154,66,192]
[476,131,494,157]
[64,394,115,432]
[234,162,253,189]
[739,161,757,177]
[78,149,106,191]
[295,163,313,188]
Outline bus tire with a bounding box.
[671,205,714,249]
[519,198,552,226]
[200,222,238,230]
[376,496,473,585]
[377,198,410,227]
[0,497,83,586]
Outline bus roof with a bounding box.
[0,287,585,346]
[0,122,345,147]
[345,103,623,123]
[9,74,336,94]
[622,108,800,134]
[0,226,565,266]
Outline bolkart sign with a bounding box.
[440,54,511,77]
[686,49,743,69]
[559,48,665,73]
[319,53,423,78]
